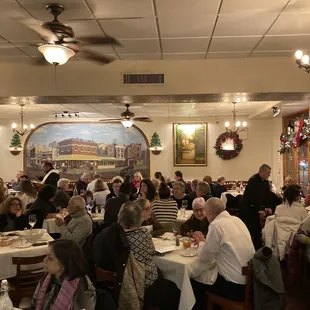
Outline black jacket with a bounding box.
[75,179,88,195]
[104,194,129,224]
[201,193,213,202]
[209,183,217,197]
[0,213,29,232]
[44,170,59,188]
[172,195,192,210]
[92,223,130,285]
[28,198,57,228]
[54,188,70,208]
[213,183,227,198]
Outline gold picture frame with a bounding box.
[173,123,208,166]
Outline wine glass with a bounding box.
[172,223,180,237]
[28,214,37,229]
[181,200,188,216]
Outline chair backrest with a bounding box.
[12,255,46,290]
[95,266,121,297]
[242,265,253,310]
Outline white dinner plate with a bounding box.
[180,248,197,257]
[14,242,32,249]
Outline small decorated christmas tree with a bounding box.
[150,132,162,149]
[10,133,22,150]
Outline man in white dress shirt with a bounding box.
[191,198,255,310]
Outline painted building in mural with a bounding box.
[29,138,143,172]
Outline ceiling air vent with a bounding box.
[123,73,164,85]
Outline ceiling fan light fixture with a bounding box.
[121,120,133,128]
[38,44,75,65]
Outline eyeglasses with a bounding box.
[10,203,21,207]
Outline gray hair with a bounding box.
[82,173,91,179]
[192,197,205,209]
[173,181,185,193]
[57,178,70,188]
[151,178,160,191]
[205,198,225,215]
[285,176,293,182]
[197,181,211,195]
[135,198,148,210]
[70,196,86,210]
[118,201,143,229]
[259,164,271,171]
[112,175,124,183]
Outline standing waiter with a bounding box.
[240,164,272,250]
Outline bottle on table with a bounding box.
[73,186,78,196]
[0,279,13,310]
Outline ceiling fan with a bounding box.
[99,104,153,128]
[19,3,121,66]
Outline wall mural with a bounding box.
[173,123,208,166]
[24,122,149,180]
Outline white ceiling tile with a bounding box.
[209,37,261,52]
[119,54,161,60]
[220,0,288,14]
[18,45,41,57]
[162,38,210,53]
[60,104,97,113]
[159,15,216,38]
[16,0,93,20]
[0,44,27,57]
[163,53,205,60]
[115,39,160,54]
[194,103,220,108]
[214,14,278,36]
[99,18,157,39]
[207,51,250,58]
[256,35,310,50]
[251,50,295,57]
[87,0,154,18]
[0,19,41,42]
[285,0,310,13]
[268,13,310,35]
[66,20,103,37]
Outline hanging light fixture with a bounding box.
[121,120,133,128]
[38,44,75,66]
[224,102,248,132]
[11,104,35,136]
[294,50,310,73]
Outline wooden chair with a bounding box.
[95,266,159,310]
[207,266,253,310]
[9,255,46,308]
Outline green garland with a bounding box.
[214,131,243,160]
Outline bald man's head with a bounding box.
[284,176,293,186]
[68,196,86,215]
[204,197,226,223]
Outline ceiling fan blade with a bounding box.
[77,48,114,64]
[18,17,58,43]
[133,117,153,122]
[75,36,121,46]
[99,118,122,122]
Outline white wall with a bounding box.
[0,117,283,188]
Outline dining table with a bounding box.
[176,210,193,225]
[0,232,54,280]
[152,236,217,310]
[220,190,244,207]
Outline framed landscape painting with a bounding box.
[173,123,207,166]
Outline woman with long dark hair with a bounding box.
[29,239,96,309]
[139,179,157,202]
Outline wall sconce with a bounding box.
[149,132,163,155]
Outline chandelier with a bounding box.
[224,102,248,132]
[294,50,310,73]
[12,104,35,136]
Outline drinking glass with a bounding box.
[172,224,180,237]
[28,214,37,229]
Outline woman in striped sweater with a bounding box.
[151,183,178,224]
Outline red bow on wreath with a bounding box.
[295,119,304,147]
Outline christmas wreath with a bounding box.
[214,131,243,160]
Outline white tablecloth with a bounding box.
[43,213,104,234]
[176,210,193,225]
[0,233,54,280]
[154,241,198,310]
[220,191,243,207]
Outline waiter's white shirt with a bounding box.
[198,211,255,284]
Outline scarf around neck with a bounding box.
[35,274,80,310]
[41,169,59,184]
